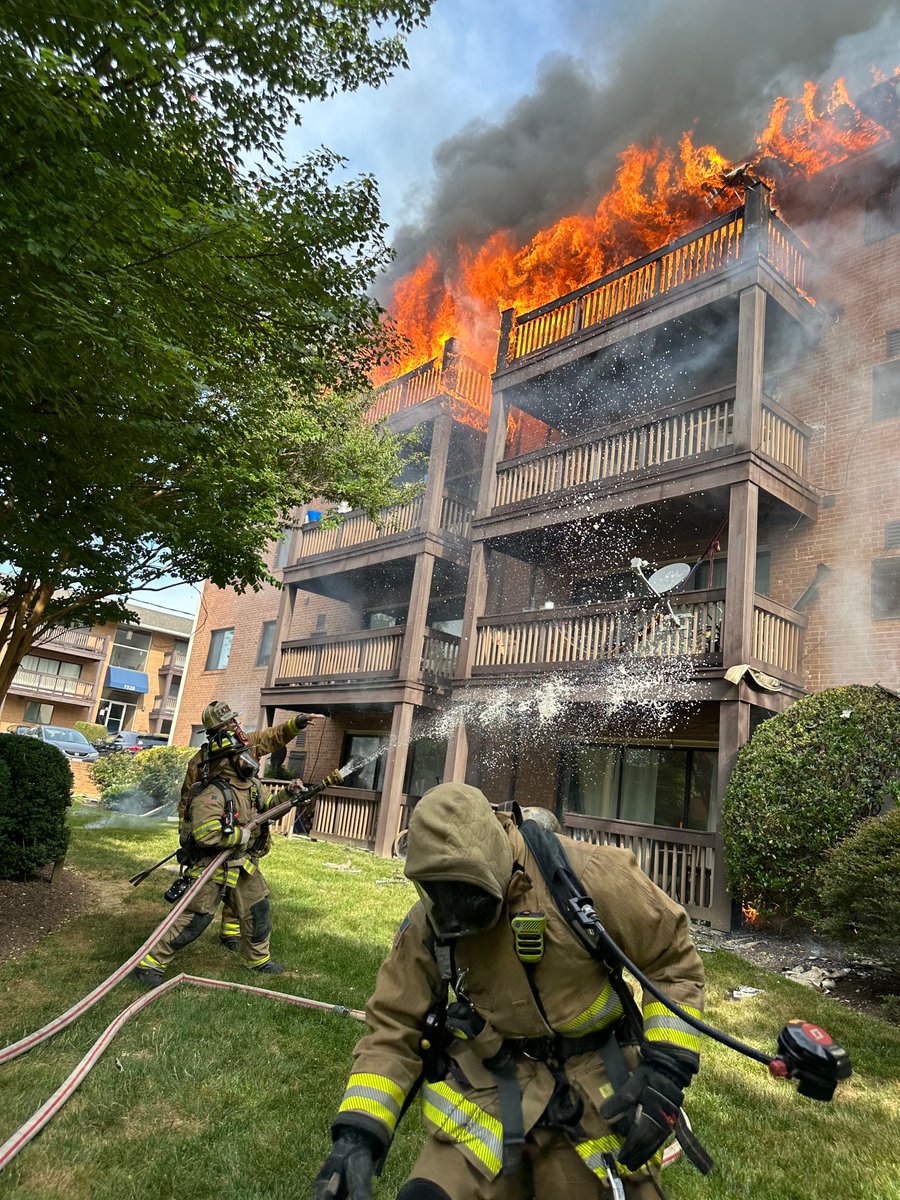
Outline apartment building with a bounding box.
[1,602,192,738]
[174,135,900,929]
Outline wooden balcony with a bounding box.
[498,205,809,367]
[472,591,807,685]
[160,648,187,674]
[33,628,108,658]
[261,782,418,853]
[493,391,810,512]
[563,815,720,923]
[9,668,97,706]
[295,492,474,563]
[366,349,491,424]
[149,694,178,720]
[273,627,460,691]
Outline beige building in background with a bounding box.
[1,602,192,738]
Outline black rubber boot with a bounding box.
[252,961,284,975]
[220,937,241,952]
[132,965,165,988]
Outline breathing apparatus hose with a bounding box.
[0,769,348,1068]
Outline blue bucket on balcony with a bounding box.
[306,510,321,523]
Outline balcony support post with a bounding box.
[443,717,469,784]
[455,543,490,683]
[722,480,758,667]
[422,414,453,533]
[399,552,435,680]
[374,701,415,857]
[477,387,510,518]
[733,285,766,454]
[713,698,752,930]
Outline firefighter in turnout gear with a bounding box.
[312,783,705,1200]
[178,701,313,954]
[132,704,311,988]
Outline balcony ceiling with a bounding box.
[296,554,466,603]
[503,284,815,432]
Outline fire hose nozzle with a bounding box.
[773,1022,852,1101]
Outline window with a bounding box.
[205,628,234,670]
[708,550,771,595]
[110,627,152,671]
[24,701,53,723]
[872,559,900,620]
[404,738,446,797]
[341,734,386,791]
[564,744,718,831]
[315,613,327,632]
[865,173,900,244]
[256,621,277,668]
[20,655,82,680]
[873,360,900,421]
[363,606,407,629]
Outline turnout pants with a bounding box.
[139,865,273,971]
[406,1129,661,1200]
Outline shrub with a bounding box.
[0,732,72,879]
[91,745,195,812]
[722,685,900,922]
[817,808,900,974]
[74,721,107,744]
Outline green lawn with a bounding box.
[1,807,898,1200]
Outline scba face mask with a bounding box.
[417,880,502,940]
[233,749,259,780]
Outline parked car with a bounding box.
[25,724,100,762]
[95,731,170,756]
[6,724,32,735]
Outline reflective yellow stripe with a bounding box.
[138,954,164,970]
[194,819,222,838]
[422,1081,503,1175]
[576,1134,665,1177]
[243,858,256,874]
[221,922,240,936]
[338,1073,406,1135]
[245,954,269,967]
[643,1001,704,1053]
[556,980,624,1036]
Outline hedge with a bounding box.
[818,807,900,973]
[722,685,900,921]
[91,745,196,813]
[0,732,72,879]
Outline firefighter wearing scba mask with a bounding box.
[312,783,705,1200]
[132,701,311,987]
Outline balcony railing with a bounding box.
[474,591,807,680]
[366,352,491,424]
[274,626,460,689]
[9,668,95,702]
[277,628,404,683]
[150,694,178,718]
[421,629,460,679]
[752,596,807,679]
[296,491,474,560]
[474,593,725,673]
[564,816,717,917]
[161,648,187,673]
[496,392,735,509]
[500,206,808,365]
[33,628,108,656]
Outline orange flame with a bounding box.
[377,74,896,382]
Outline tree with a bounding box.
[722,685,900,921]
[0,0,431,700]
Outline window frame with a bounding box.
[255,620,277,668]
[205,627,234,671]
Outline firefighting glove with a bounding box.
[235,826,253,849]
[600,1047,696,1172]
[312,1126,379,1200]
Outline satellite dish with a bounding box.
[646,563,691,596]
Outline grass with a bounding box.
[1,807,898,1200]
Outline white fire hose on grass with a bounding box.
[0,764,364,1172]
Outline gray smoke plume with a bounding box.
[389,0,900,281]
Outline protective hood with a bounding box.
[404,783,514,918]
